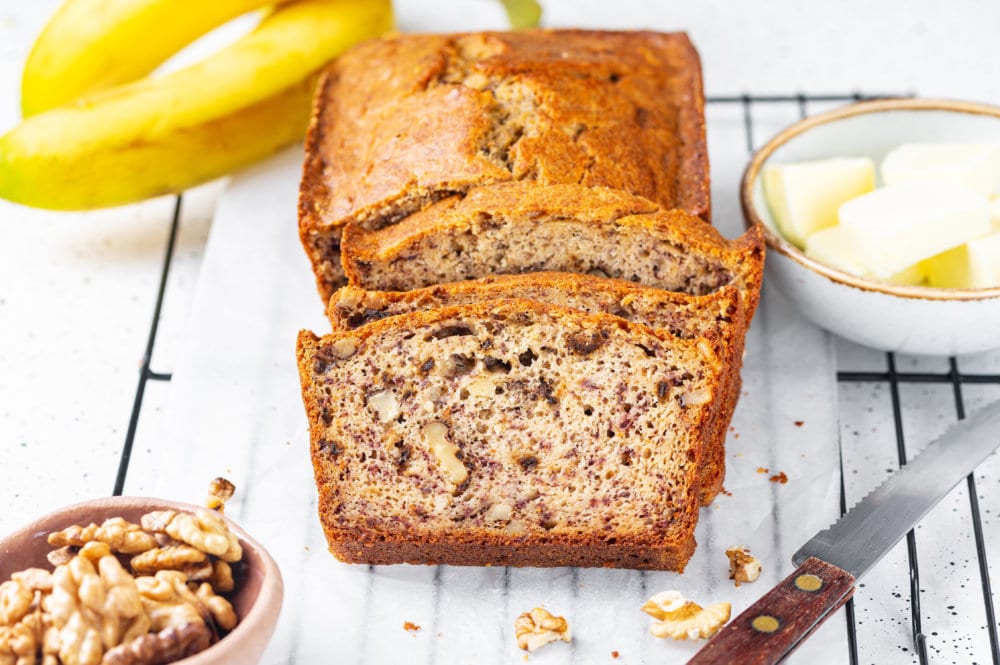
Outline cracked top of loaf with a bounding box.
[299,29,709,236]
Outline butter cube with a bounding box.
[805,225,924,285]
[923,231,1000,288]
[838,184,991,279]
[881,143,1000,196]
[763,157,875,248]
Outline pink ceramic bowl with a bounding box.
[0,496,283,665]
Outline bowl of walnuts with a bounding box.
[0,482,282,665]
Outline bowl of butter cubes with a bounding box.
[741,97,1000,355]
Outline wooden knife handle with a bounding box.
[688,557,856,665]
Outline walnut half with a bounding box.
[102,621,212,665]
[641,590,731,640]
[47,517,156,555]
[514,607,571,652]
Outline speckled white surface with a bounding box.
[2,1,1000,664]
[120,143,849,665]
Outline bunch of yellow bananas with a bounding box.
[0,0,395,210]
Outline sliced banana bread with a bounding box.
[297,299,722,570]
[340,184,761,302]
[298,30,709,299]
[327,273,744,504]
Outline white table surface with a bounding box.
[2,2,1000,664]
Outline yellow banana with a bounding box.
[1,75,317,210]
[1,0,394,210]
[22,0,280,116]
[499,0,542,29]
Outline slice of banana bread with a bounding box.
[297,299,722,570]
[327,273,744,504]
[340,184,761,299]
[298,30,709,299]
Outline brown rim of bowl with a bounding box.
[740,97,1000,302]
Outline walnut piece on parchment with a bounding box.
[514,607,571,652]
[726,545,763,586]
[641,590,731,641]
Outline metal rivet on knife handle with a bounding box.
[751,615,780,633]
[687,557,855,665]
[794,574,823,592]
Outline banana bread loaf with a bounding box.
[297,299,722,570]
[299,30,709,299]
[327,273,744,504]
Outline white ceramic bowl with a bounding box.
[741,98,1000,356]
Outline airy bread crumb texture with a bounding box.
[298,300,721,570]
[327,272,747,505]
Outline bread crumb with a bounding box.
[756,467,768,474]
[769,472,788,484]
[794,420,804,427]
[611,650,620,659]
[403,621,421,632]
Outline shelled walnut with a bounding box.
[102,622,212,665]
[140,510,241,563]
[205,478,236,514]
[45,542,151,665]
[726,545,762,586]
[514,607,571,652]
[641,590,731,640]
[47,518,156,555]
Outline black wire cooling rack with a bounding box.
[114,93,1000,665]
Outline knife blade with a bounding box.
[688,399,1000,665]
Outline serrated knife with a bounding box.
[689,399,1000,665]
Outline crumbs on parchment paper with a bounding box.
[769,471,788,484]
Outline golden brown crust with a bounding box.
[325,533,696,571]
[298,30,710,296]
[297,299,719,571]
